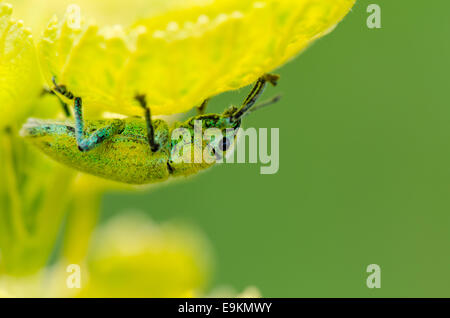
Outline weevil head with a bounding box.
[167,112,240,177]
[167,95,281,177]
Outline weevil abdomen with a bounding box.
[21,118,171,184]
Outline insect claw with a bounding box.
[134,94,147,109]
[262,73,280,86]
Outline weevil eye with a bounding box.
[219,137,231,151]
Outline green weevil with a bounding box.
[20,74,280,185]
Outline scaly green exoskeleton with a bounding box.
[20,74,280,184]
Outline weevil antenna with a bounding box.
[239,95,282,119]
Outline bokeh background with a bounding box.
[102,0,450,297]
[6,0,450,297]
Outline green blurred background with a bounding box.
[99,0,450,297]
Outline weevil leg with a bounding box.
[49,75,75,117]
[135,94,160,152]
[73,97,124,152]
[232,73,279,121]
[40,87,71,117]
[52,77,124,152]
[196,99,210,115]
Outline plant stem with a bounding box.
[2,134,28,241]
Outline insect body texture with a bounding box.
[21,74,280,184]
[22,118,174,184]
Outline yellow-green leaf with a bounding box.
[38,0,355,117]
[0,2,41,128]
[80,214,212,297]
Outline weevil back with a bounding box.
[21,118,172,184]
